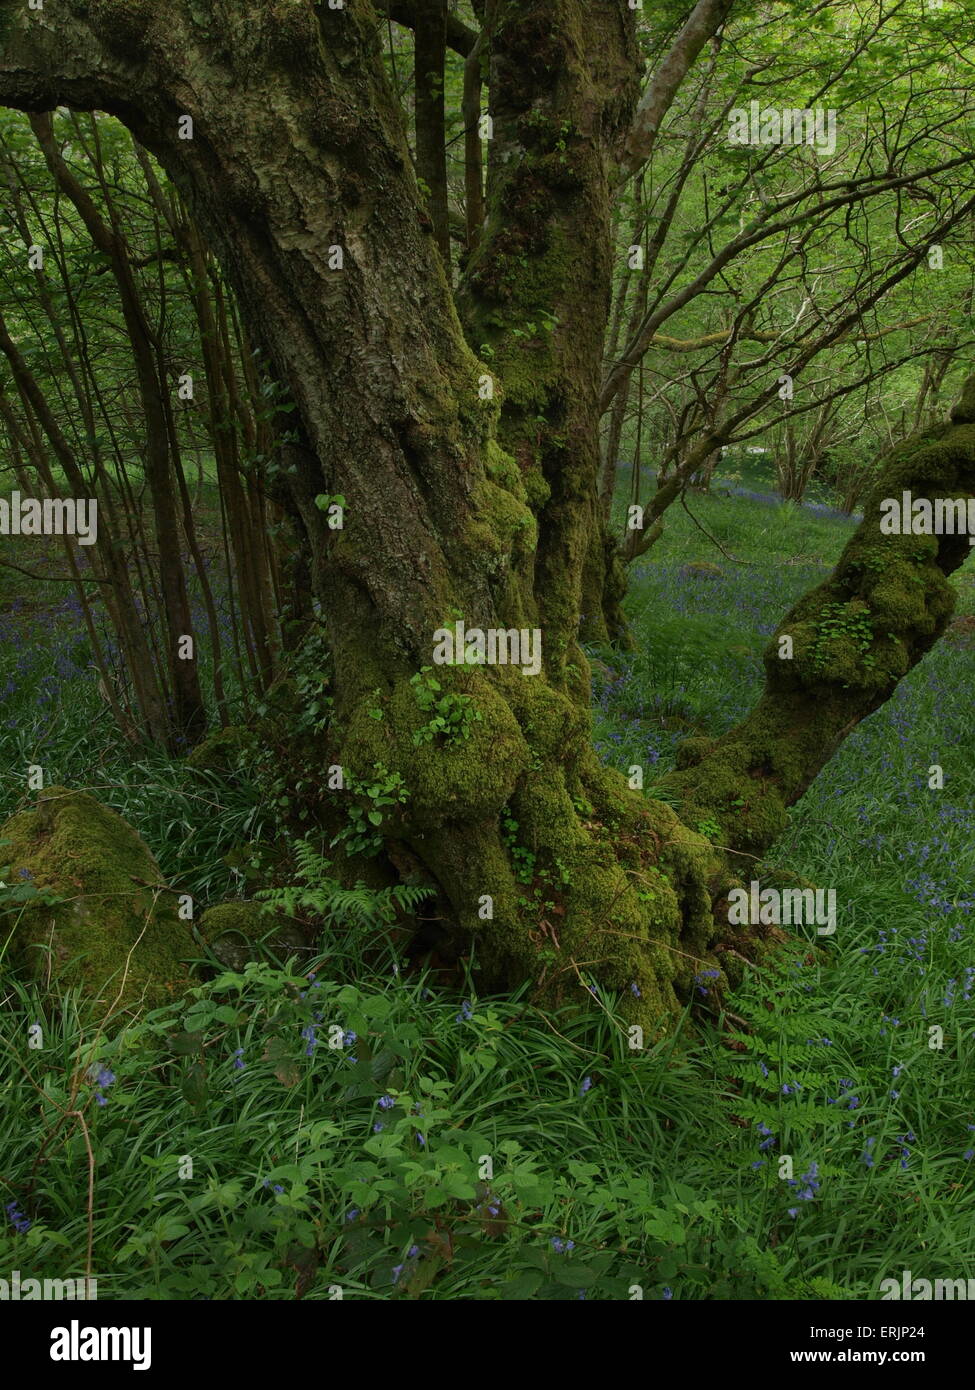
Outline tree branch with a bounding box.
[645,315,935,354]
[372,0,478,56]
[620,0,733,176]
[661,376,975,858]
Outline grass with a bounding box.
[1,472,974,1298]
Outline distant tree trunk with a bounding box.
[414,0,451,264]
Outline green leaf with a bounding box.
[550,1262,599,1288]
[180,1062,208,1108]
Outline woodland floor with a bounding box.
[2,468,974,1299]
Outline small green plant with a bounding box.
[410,667,481,747]
[291,631,334,737]
[313,492,346,519]
[696,817,722,843]
[501,809,536,884]
[257,839,429,928]
[811,601,875,675]
[332,763,409,857]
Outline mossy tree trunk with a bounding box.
[455,0,641,648]
[1,2,972,1028]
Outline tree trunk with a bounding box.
[414,0,451,264]
[2,2,973,1027]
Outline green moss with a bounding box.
[1,787,191,1014]
[484,438,527,501]
[196,901,307,971]
[468,476,537,571]
[341,669,529,833]
[185,725,257,772]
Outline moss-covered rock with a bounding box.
[185,725,257,773]
[0,787,191,1014]
[196,901,309,971]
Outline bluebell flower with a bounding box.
[378,1095,395,1110]
[5,1200,30,1234]
[579,1076,592,1096]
